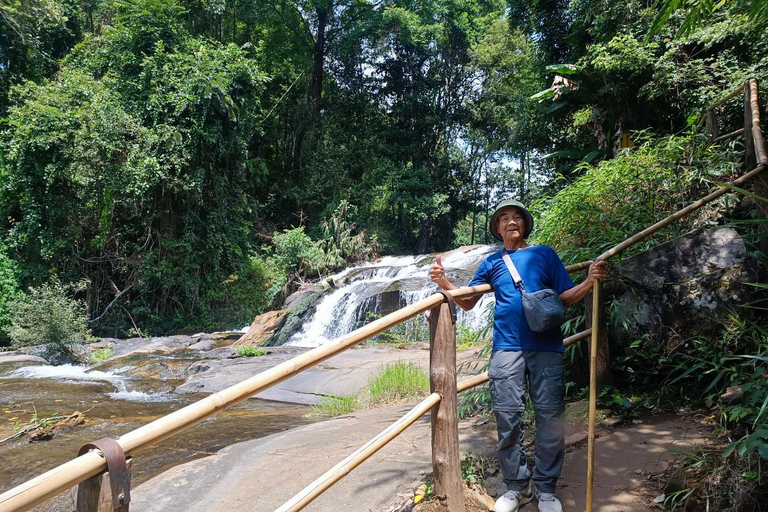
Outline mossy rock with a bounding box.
[265,290,328,346]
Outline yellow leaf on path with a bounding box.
[414,495,424,504]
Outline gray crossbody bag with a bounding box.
[501,250,566,333]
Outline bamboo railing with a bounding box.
[0,79,765,512]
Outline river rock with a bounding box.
[466,484,496,511]
[0,352,48,365]
[614,226,757,339]
[283,285,321,309]
[236,310,288,346]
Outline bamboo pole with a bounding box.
[696,83,745,127]
[749,79,768,165]
[713,128,744,144]
[0,286,492,512]
[276,327,594,512]
[275,393,442,512]
[565,162,768,273]
[585,281,602,512]
[710,83,746,110]
[455,328,592,392]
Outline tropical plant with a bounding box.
[5,279,92,362]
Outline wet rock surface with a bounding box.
[0,352,47,365]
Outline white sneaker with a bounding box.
[494,480,534,512]
[535,490,563,512]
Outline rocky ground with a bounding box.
[130,403,710,512]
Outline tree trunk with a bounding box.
[309,6,328,151]
[415,218,430,255]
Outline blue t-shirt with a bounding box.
[469,245,575,352]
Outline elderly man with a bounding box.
[430,199,606,512]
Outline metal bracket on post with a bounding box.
[78,438,131,510]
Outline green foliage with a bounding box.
[0,3,271,334]
[317,201,380,269]
[87,346,114,365]
[531,133,740,265]
[235,345,267,357]
[5,279,92,362]
[366,361,429,404]
[646,0,768,40]
[456,323,486,350]
[0,247,21,346]
[271,227,325,278]
[460,453,486,485]
[371,316,430,345]
[308,361,429,416]
[308,393,359,417]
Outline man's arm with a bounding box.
[430,255,483,311]
[559,260,607,306]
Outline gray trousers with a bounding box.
[489,350,565,494]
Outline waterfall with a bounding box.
[287,245,500,347]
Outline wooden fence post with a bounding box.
[428,299,464,512]
[76,459,132,512]
[583,271,612,390]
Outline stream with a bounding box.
[0,356,315,510]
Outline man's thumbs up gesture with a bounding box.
[430,255,448,287]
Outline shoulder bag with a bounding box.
[500,250,566,333]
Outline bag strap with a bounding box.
[500,250,526,291]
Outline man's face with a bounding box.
[496,207,525,245]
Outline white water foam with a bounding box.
[10,364,123,382]
[288,245,499,347]
[9,364,171,402]
[108,390,174,402]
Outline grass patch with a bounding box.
[307,361,429,417]
[87,347,114,365]
[367,361,429,404]
[235,345,267,357]
[309,393,359,417]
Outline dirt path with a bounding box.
[546,415,708,512]
[130,404,709,512]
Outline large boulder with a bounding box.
[235,310,288,346]
[237,290,328,347]
[614,226,758,340]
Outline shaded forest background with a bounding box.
[1,0,767,337]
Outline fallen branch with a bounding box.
[0,409,92,445]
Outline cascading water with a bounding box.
[8,364,172,402]
[288,244,500,347]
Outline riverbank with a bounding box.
[0,335,483,511]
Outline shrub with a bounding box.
[0,248,21,347]
[531,133,740,265]
[87,347,114,365]
[235,345,267,357]
[317,200,381,268]
[366,361,429,404]
[5,279,92,362]
[371,316,430,345]
[272,227,325,277]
